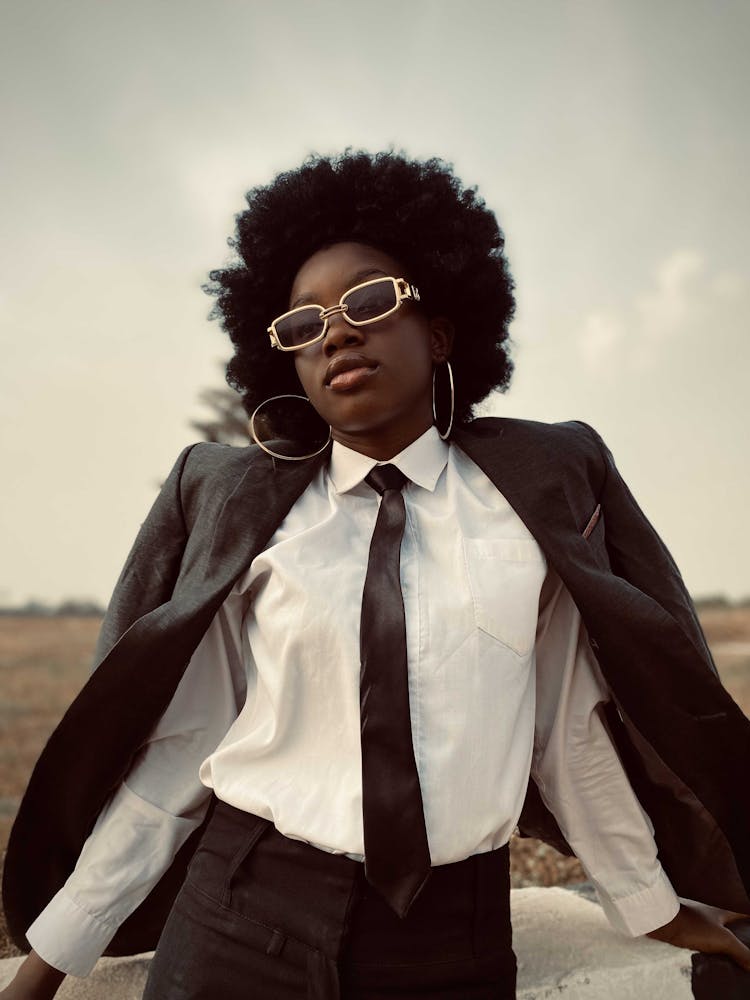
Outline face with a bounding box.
[288,241,452,459]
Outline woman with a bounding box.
[3,151,750,999]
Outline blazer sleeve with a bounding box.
[575,421,716,672]
[93,443,197,665]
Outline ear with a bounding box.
[429,317,455,364]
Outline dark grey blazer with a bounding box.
[4,417,750,955]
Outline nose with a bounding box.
[322,311,365,356]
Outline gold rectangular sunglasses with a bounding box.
[267,276,420,352]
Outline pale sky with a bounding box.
[1,0,748,606]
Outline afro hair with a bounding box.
[206,150,516,428]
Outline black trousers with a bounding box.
[143,798,517,999]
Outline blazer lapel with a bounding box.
[124,443,334,681]
[91,444,332,685]
[201,445,332,590]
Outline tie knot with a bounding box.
[365,463,407,496]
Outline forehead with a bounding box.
[289,242,404,304]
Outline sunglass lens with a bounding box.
[276,308,324,348]
[344,280,397,323]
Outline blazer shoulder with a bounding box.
[183,440,260,477]
[464,415,605,462]
[179,441,266,524]
[459,416,608,500]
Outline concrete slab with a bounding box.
[512,887,693,999]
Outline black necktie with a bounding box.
[359,463,431,918]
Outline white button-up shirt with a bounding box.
[27,427,679,976]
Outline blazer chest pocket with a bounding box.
[581,503,610,567]
[462,537,547,658]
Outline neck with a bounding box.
[332,415,434,461]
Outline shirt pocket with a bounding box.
[462,537,547,658]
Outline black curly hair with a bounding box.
[206,150,516,428]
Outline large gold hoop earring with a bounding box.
[250,394,331,461]
[432,361,454,440]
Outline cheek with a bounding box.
[293,354,317,396]
[396,331,436,384]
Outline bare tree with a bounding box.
[189,383,251,446]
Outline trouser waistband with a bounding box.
[188,798,513,999]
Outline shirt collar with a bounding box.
[329,426,449,495]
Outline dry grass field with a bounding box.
[1,609,749,960]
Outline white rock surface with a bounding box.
[1,888,695,998]
[512,888,693,999]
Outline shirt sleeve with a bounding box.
[531,567,680,938]
[25,592,249,977]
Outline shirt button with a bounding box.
[589,636,599,651]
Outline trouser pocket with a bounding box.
[185,800,270,907]
[221,812,271,906]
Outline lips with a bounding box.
[324,353,379,388]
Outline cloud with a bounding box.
[578,250,747,374]
[635,250,704,341]
[578,312,625,371]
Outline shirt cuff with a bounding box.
[26,886,120,978]
[591,865,681,937]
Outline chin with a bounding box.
[318,398,393,434]
[310,388,430,443]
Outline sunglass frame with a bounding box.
[267,276,420,352]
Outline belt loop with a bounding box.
[266,928,286,957]
[306,949,340,1000]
